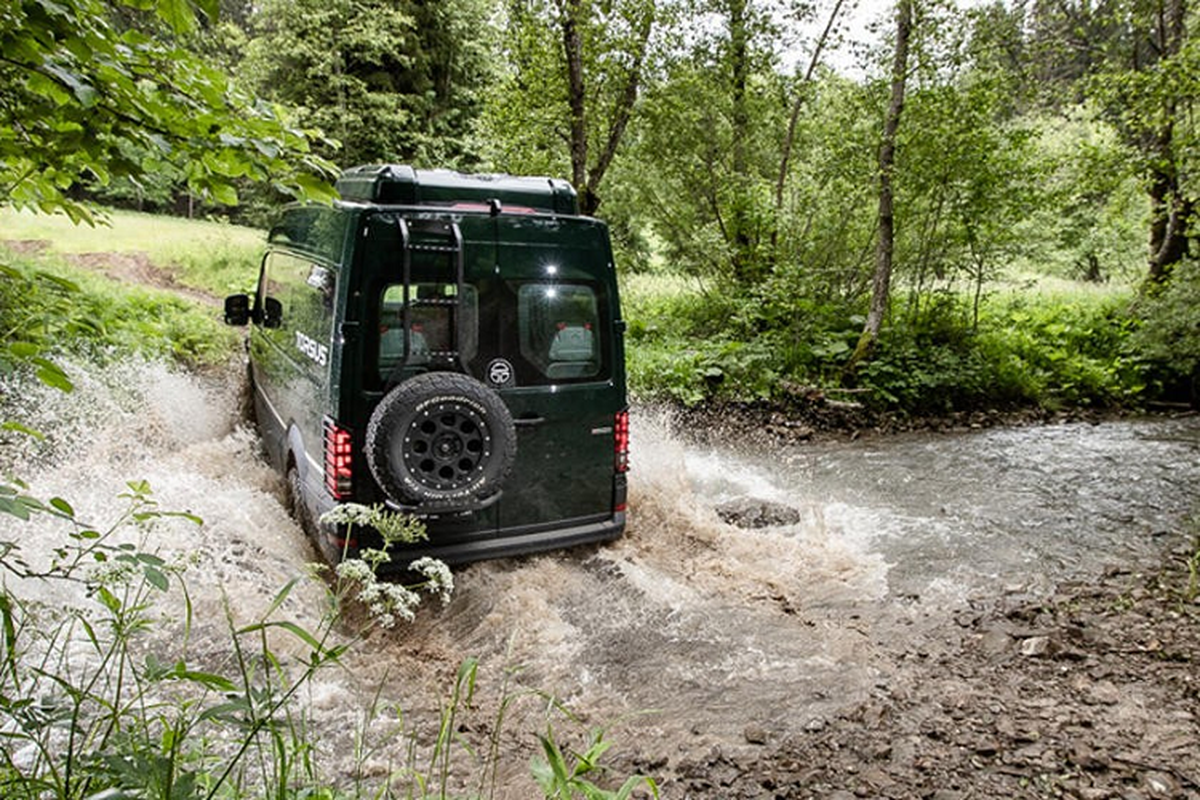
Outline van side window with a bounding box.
[268,206,347,263]
[259,251,336,364]
[518,284,601,380]
[377,283,478,374]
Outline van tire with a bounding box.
[238,361,257,425]
[366,372,516,511]
[287,464,311,535]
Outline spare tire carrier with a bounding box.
[365,372,516,512]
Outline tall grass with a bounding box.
[0,207,264,296]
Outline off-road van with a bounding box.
[224,165,629,565]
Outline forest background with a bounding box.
[5,0,1200,419]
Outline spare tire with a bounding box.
[365,372,516,512]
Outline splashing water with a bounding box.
[1,358,322,627]
[5,358,1199,794]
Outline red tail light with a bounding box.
[323,418,353,499]
[614,409,630,473]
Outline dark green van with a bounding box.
[224,165,629,565]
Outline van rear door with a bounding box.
[486,216,625,533]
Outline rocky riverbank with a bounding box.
[622,536,1200,799]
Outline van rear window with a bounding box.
[518,283,601,381]
[377,282,478,374]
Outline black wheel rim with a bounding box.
[401,401,492,491]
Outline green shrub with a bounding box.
[0,252,237,372]
[858,294,1144,413]
[1128,261,1200,403]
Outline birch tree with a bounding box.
[847,0,913,373]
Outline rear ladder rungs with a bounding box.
[408,297,459,307]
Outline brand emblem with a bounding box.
[487,358,514,387]
[295,331,328,367]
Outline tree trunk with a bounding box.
[770,0,846,266]
[584,2,653,216]
[774,0,846,214]
[1147,166,1192,282]
[728,0,755,283]
[560,0,588,203]
[846,0,912,376]
[1145,0,1191,283]
[556,0,653,216]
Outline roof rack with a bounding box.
[335,164,579,216]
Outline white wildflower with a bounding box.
[334,557,425,628]
[87,558,139,587]
[334,558,374,584]
[379,582,421,623]
[320,503,379,528]
[411,557,454,604]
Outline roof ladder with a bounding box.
[395,217,466,372]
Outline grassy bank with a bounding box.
[622,270,1156,416]
[0,244,238,372]
[0,206,264,296]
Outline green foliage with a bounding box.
[533,723,659,800]
[240,0,495,168]
[0,250,237,370]
[856,292,1144,413]
[625,11,791,286]
[0,0,337,222]
[1011,107,1146,282]
[1128,260,1200,401]
[626,270,1147,414]
[482,0,655,213]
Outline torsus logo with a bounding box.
[295,331,328,366]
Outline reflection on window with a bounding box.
[519,284,601,380]
[378,283,477,373]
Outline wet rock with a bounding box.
[715,497,803,529]
[743,723,770,745]
[1071,743,1110,772]
[931,791,967,800]
[1019,635,1053,657]
[1143,771,1179,798]
[1072,675,1122,706]
[979,626,1014,657]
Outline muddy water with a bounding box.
[4,361,1199,794]
[684,416,1200,601]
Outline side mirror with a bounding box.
[262,296,283,329]
[224,294,251,326]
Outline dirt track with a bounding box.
[641,547,1200,799]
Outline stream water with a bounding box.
[4,359,1199,794]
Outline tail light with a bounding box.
[323,418,353,500]
[614,409,630,474]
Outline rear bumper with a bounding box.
[317,510,625,568]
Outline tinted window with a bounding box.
[377,282,478,375]
[518,283,601,381]
[268,206,347,263]
[259,252,335,337]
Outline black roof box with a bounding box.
[336,164,579,215]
